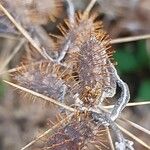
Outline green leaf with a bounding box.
[136,40,150,67]
[115,50,139,73]
[137,79,150,101]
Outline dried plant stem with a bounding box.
[1,70,149,110]
[104,101,150,109]
[111,34,150,44]
[1,32,150,44]
[2,81,109,115]
[0,33,20,40]
[66,0,75,25]
[106,127,115,150]
[0,39,26,72]
[21,113,74,150]
[120,118,150,135]
[0,61,43,76]
[0,3,48,59]
[117,124,150,149]
[125,101,150,107]
[83,0,97,17]
[56,0,75,62]
[3,80,76,112]
[108,63,130,121]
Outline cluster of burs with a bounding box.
[1,0,135,149]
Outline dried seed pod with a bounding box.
[57,13,116,105]
[12,61,77,105]
[76,33,114,105]
[45,113,110,150]
[57,12,102,59]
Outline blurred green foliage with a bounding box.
[137,79,150,101]
[0,80,5,99]
[115,40,150,73]
[115,40,150,101]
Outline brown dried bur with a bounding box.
[44,113,110,150]
[57,12,116,106]
[11,61,77,106]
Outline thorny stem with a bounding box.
[97,58,130,121]
[66,0,75,26]
[92,111,134,150]
[109,62,130,121]
[56,0,75,63]
[56,39,71,63]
